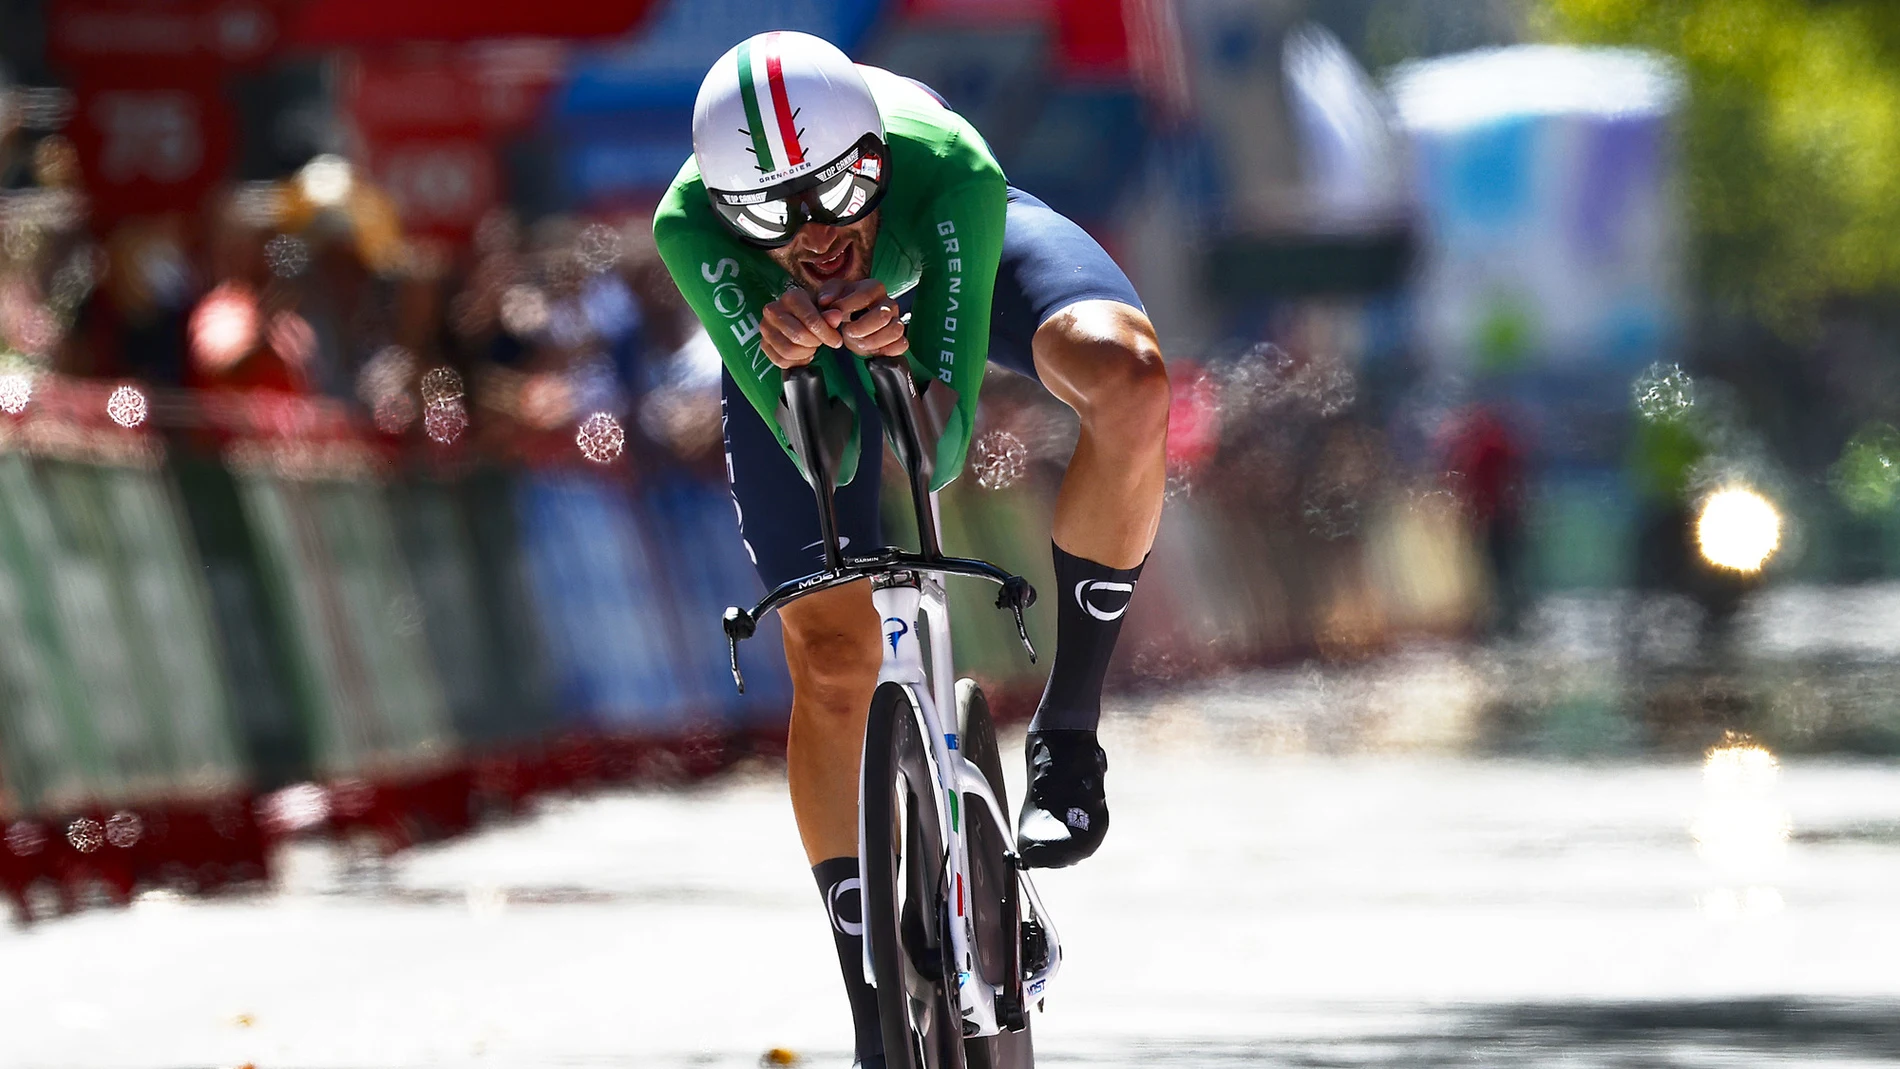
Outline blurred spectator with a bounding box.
[1439,403,1526,636]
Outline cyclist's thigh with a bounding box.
[721,369,885,592]
[985,186,1146,383]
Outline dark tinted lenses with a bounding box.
[708,137,889,248]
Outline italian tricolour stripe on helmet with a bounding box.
[693,30,885,195]
[736,35,806,176]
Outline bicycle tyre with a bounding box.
[956,679,1035,1068]
[863,680,965,1069]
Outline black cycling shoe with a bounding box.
[1016,729,1109,869]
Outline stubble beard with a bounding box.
[769,214,880,293]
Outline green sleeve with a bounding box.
[652,186,863,486]
[903,167,1007,490]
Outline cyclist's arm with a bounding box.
[654,184,863,485]
[906,168,1006,490]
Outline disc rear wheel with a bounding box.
[863,681,964,1068]
[957,679,1034,1068]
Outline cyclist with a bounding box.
[654,31,1168,1067]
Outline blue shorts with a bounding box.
[721,188,1143,590]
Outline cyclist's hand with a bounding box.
[818,279,909,358]
[760,288,845,369]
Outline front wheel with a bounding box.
[957,679,1035,1068]
[862,681,964,1069]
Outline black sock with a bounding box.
[1030,543,1145,734]
[813,856,882,1062]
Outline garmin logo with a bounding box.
[1074,580,1135,622]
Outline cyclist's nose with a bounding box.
[796,223,846,252]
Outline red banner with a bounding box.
[285,0,658,47]
[49,0,282,68]
[343,46,561,240]
[66,65,235,223]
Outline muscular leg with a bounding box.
[780,581,883,864]
[779,580,885,1063]
[1016,298,1170,868]
[1034,299,1170,570]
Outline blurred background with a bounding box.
[4,0,1900,1064]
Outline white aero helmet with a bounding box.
[692,30,891,247]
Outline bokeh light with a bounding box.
[1632,362,1696,423]
[499,285,550,338]
[576,223,623,273]
[66,817,104,853]
[1830,423,1900,514]
[1695,486,1782,573]
[420,366,464,406]
[259,784,331,835]
[106,385,148,428]
[265,234,310,279]
[297,154,354,208]
[189,284,261,373]
[0,367,34,414]
[424,399,469,444]
[5,821,47,856]
[357,345,416,410]
[105,811,142,849]
[374,393,418,435]
[970,430,1028,490]
[576,412,625,463]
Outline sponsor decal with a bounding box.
[934,219,960,384]
[884,616,909,654]
[825,877,863,937]
[1073,579,1135,622]
[699,257,768,377]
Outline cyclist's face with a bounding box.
[767,210,880,292]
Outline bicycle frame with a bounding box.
[862,569,1062,1037]
[720,356,1062,1039]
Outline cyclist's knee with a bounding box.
[781,586,882,712]
[1034,301,1170,439]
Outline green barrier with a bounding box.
[0,449,241,813]
[232,459,454,779]
[461,470,560,741]
[0,454,98,811]
[172,455,315,790]
[390,470,556,749]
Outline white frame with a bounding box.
[857,561,1062,1039]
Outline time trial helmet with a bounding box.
[692,31,889,247]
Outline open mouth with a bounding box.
[802,242,855,284]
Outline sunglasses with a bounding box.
[707,135,890,248]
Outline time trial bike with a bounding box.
[722,356,1061,1067]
